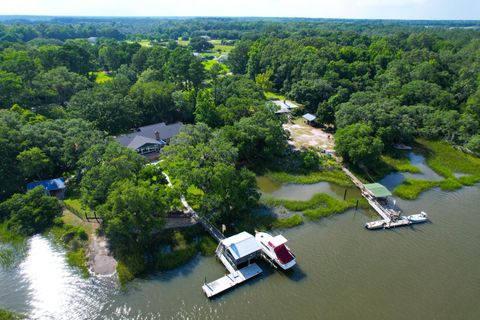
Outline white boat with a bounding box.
[406,211,428,224]
[255,232,296,270]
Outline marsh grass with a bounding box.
[394,140,480,199]
[49,220,90,278]
[380,155,420,173]
[272,214,304,229]
[0,309,25,320]
[198,236,217,256]
[263,193,356,220]
[393,179,439,199]
[266,170,353,187]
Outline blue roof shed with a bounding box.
[27,178,66,192]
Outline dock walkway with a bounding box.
[163,172,225,241]
[342,167,408,227]
[163,171,264,297]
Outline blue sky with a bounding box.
[0,0,479,20]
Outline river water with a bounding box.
[1,155,480,319]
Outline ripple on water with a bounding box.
[7,235,116,320]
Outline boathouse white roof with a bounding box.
[302,113,317,122]
[221,231,261,261]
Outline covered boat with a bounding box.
[255,232,296,270]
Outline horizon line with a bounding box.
[0,14,479,22]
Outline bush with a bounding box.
[117,262,135,286]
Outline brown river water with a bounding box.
[1,153,479,319]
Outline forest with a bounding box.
[0,17,479,281]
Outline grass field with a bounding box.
[202,60,230,73]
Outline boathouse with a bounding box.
[217,231,262,266]
[364,183,392,200]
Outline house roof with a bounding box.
[115,122,183,149]
[365,183,392,198]
[127,135,164,150]
[221,231,261,261]
[272,100,299,114]
[302,113,317,121]
[27,178,65,191]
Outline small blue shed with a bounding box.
[27,178,66,199]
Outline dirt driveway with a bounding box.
[283,118,335,151]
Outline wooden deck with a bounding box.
[202,263,263,298]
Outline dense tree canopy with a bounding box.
[0,186,61,236]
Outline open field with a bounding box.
[283,118,335,150]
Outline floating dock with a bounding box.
[202,263,263,298]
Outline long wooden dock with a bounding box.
[342,168,397,221]
[342,167,426,229]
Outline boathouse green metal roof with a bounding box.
[364,183,392,198]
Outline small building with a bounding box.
[272,100,299,114]
[217,231,262,266]
[302,113,317,125]
[27,178,66,199]
[364,183,392,200]
[115,122,183,160]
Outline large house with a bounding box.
[115,122,183,160]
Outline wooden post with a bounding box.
[343,189,347,200]
[355,199,359,211]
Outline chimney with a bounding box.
[154,130,160,141]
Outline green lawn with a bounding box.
[265,91,287,101]
[202,60,230,73]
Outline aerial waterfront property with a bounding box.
[1,1,480,319]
